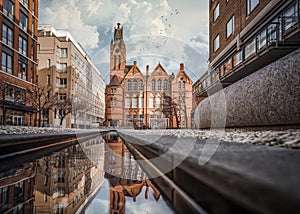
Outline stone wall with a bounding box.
[195,48,300,128]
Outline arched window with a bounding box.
[133,79,138,91]
[163,80,168,91]
[113,56,116,70]
[151,79,156,91]
[178,77,185,90]
[138,80,143,91]
[127,80,131,91]
[157,79,162,91]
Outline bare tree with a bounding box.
[34,86,57,127]
[55,96,73,127]
[160,94,181,128]
[72,97,88,128]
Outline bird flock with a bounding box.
[136,9,181,52]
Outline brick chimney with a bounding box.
[180,63,184,71]
[146,65,149,76]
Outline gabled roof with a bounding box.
[109,74,120,86]
[176,69,193,84]
[150,63,169,77]
[122,64,145,83]
[123,65,133,77]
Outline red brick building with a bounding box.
[105,24,192,128]
[0,0,38,126]
[194,0,300,98]
[0,163,36,214]
[106,23,193,129]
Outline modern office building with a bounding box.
[37,25,105,128]
[105,23,193,129]
[194,0,300,98]
[0,0,39,126]
[33,142,105,213]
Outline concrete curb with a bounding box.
[117,130,300,214]
[0,130,110,156]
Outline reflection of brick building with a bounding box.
[37,25,105,128]
[103,132,160,214]
[194,0,300,98]
[0,0,38,126]
[34,141,104,213]
[0,163,36,214]
[105,23,193,129]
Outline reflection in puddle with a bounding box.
[0,133,174,214]
[86,132,174,214]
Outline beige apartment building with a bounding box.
[105,23,193,129]
[37,25,105,128]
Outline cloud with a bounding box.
[39,0,100,50]
[191,33,208,44]
[39,0,209,82]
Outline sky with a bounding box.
[38,0,209,83]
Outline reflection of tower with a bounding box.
[110,23,126,82]
[103,133,161,214]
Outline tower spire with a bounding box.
[114,23,123,42]
[110,23,126,82]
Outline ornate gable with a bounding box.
[175,64,192,84]
[122,61,145,83]
[150,63,169,77]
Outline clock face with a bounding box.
[114,48,120,54]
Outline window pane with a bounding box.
[2,52,7,71]
[257,30,266,50]
[214,3,219,22]
[8,27,13,46]
[151,80,155,91]
[149,97,154,108]
[132,98,137,108]
[247,0,259,15]
[213,35,219,52]
[244,39,256,59]
[157,80,162,90]
[163,80,168,91]
[139,80,143,91]
[7,54,12,74]
[139,97,144,108]
[2,24,7,44]
[226,16,234,38]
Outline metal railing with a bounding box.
[196,2,300,97]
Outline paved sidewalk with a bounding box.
[118,129,300,214]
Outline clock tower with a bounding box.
[110,23,126,81]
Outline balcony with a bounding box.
[196,2,300,97]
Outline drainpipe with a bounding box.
[145,65,149,128]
